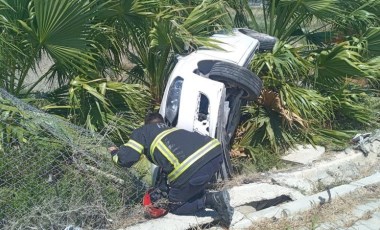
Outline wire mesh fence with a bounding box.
[0,88,148,229]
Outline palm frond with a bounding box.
[251,41,312,84]
[334,0,380,35]
[280,84,333,124]
[331,89,374,126]
[311,128,352,147]
[121,0,234,101]
[181,0,232,36]
[227,0,259,28]
[32,0,98,74]
[314,42,367,90]
[45,77,151,141]
[354,27,380,56]
[367,57,380,84]
[273,0,338,39]
[239,106,299,153]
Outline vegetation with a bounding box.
[0,0,379,228]
[231,0,380,160]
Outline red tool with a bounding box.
[142,189,168,218]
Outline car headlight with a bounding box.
[165,77,183,124]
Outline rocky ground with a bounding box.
[123,129,380,230]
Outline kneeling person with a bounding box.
[108,113,233,225]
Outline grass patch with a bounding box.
[0,131,146,229]
[232,145,284,176]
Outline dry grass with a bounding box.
[249,183,380,230]
[111,204,147,229]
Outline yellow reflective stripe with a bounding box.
[150,128,178,163]
[168,139,220,182]
[124,140,144,154]
[112,155,119,164]
[157,141,180,167]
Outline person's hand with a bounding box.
[108,146,118,154]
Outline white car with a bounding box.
[158,28,276,181]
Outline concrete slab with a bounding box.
[316,199,380,229]
[125,210,218,230]
[348,212,380,230]
[235,206,256,215]
[232,173,380,229]
[352,200,380,218]
[271,149,379,194]
[231,210,245,226]
[282,144,325,164]
[229,183,305,207]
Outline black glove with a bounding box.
[149,187,169,210]
[150,187,166,202]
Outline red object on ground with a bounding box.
[142,189,168,218]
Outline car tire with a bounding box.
[238,28,277,52]
[209,61,263,101]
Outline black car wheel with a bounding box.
[209,61,263,101]
[238,28,277,52]
[210,62,263,181]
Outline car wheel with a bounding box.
[209,61,263,101]
[238,28,277,52]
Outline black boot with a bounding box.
[205,190,234,226]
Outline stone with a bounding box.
[231,210,245,225]
[235,206,256,215]
[281,144,325,164]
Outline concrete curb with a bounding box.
[232,172,380,229]
[271,148,379,195]
[126,211,218,230]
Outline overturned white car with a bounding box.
[158,28,276,180]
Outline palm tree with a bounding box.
[0,0,240,142]
[230,0,380,156]
[99,0,233,103]
[0,0,153,141]
[0,0,99,94]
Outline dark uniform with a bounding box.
[112,123,223,214]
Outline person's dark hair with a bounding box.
[144,112,164,125]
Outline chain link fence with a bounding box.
[0,88,148,229]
